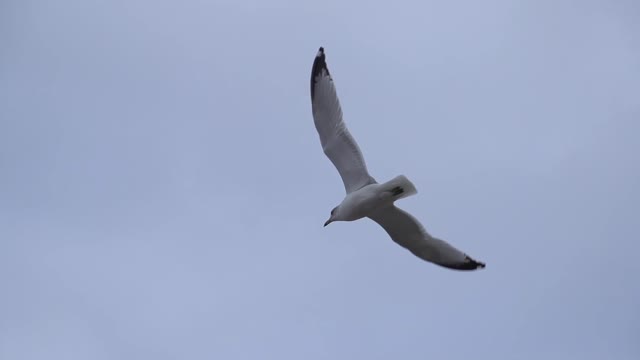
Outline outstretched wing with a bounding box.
[310,47,376,194]
[368,206,486,270]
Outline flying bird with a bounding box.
[310,47,485,271]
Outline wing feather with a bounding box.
[368,206,486,270]
[310,47,375,194]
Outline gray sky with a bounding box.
[1,0,639,359]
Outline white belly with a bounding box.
[339,184,389,221]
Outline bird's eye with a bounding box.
[331,208,335,215]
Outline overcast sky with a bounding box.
[1,0,639,359]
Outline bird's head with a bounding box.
[324,206,341,227]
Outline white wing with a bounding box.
[368,206,486,270]
[310,47,376,194]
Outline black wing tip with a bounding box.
[440,255,486,271]
[310,46,330,99]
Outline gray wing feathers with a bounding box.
[368,206,485,271]
[310,48,375,194]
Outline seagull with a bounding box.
[310,47,486,271]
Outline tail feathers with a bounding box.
[382,175,417,200]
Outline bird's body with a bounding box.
[332,175,417,222]
[310,47,486,271]
[333,184,381,222]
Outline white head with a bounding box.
[324,206,341,227]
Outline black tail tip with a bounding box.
[317,47,325,57]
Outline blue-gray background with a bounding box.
[1,0,639,359]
